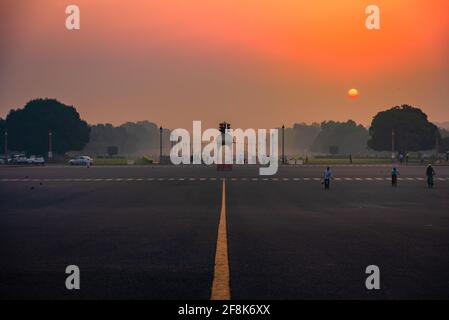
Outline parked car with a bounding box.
[27,155,45,166]
[12,155,29,165]
[69,156,93,166]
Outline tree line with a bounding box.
[1,99,448,157]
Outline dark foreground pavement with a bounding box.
[0,179,221,299]
[0,165,448,299]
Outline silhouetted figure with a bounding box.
[323,166,333,190]
[391,167,398,187]
[349,154,353,164]
[426,164,436,188]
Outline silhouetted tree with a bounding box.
[107,146,119,157]
[0,118,5,153]
[311,120,369,154]
[5,99,90,155]
[84,121,170,156]
[439,127,449,139]
[368,105,439,153]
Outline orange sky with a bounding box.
[1,0,448,129]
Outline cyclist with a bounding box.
[323,166,333,190]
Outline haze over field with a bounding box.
[1,0,449,129]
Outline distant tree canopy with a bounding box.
[368,105,439,153]
[310,120,369,154]
[84,121,170,156]
[5,99,90,155]
[0,118,5,152]
[283,122,321,154]
[107,146,119,157]
[441,137,449,153]
[439,127,449,139]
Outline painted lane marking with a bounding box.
[210,179,231,300]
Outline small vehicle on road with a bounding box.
[69,156,93,166]
[27,155,45,166]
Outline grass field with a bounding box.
[306,158,391,165]
[93,156,154,165]
[92,158,129,165]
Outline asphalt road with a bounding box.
[1,164,448,299]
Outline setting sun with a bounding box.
[348,88,359,98]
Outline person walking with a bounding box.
[391,167,398,187]
[323,166,333,190]
[426,164,436,188]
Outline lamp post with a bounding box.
[391,129,395,161]
[281,125,285,165]
[4,129,8,162]
[159,126,163,164]
[435,130,439,160]
[48,131,53,160]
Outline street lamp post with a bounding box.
[159,126,163,164]
[4,129,8,162]
[281,125,285,165]
[48,131,53,160]
[391,129,395,161]
[435,130,439,160]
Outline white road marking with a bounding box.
[1,176,448,183]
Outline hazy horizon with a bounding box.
[1,0,448,129]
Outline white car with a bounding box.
[27,155,45,165]
[69,156,93,166]
[12,155,29,165]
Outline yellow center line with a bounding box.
[210,179,231,300]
